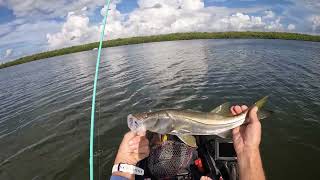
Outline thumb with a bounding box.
[124,131,137,140]
[248,106,259,123]
[137,130,146,136]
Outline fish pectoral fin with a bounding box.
[210,102,232,117]
[177,135,197,148]
[178,129,192,134]
[258,109,273,120]
[217,130,232,138]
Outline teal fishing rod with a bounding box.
[90,0,111,180]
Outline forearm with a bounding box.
[110,131,149,180]
[111,172,133,180]
[237,149,265,180]
[111,155,136,180]
[110,175,130,180]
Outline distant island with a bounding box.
[1,31,320,69]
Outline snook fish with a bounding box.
[128,96,270,147]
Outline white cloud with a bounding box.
[1,0,319,63]
[103,2,284,38]
[4,49,13,58]
[0,19,26,37]
[0,49,13,63]
[101,2,122,22]
[295,0,320,10]
[47,1,289,49]
[1,20,61,46]
[137,0,204,10]
[217,13,265,31]
[287,24,295,31]
[0,19,62,62]
[263,10,275,19]
[81,6,88,11]
[4,0,106,19]
[46,11,99,48]
[46,1,124,49]
[311,15,320,32]
[264,18,284,31]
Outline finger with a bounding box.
[137,152,150,160]
[128,136,143,146]
[230,106,237,115]
[137,130,146,136]
[134,150,150,160]
[136,136,149,144]
[200,176,212,180]
[124,131,136,138]
[140,138,149,146]
[133,145,150,154]
[232,128,242,147]
[241,105,248,111]
[234,105,242,114]
[126,130,146,143]
[128,145,139,151]
[131,139,149,149]
[129,137,149,148]
[136,146,150,154]
[129,141,146,149]
[200,176,207,180]
[232,127,241,142]
[248,106,259,123]
[232,126,240,136]
[124,131,137,140]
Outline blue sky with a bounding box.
[0,0,319,63]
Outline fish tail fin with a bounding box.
[257,109,273,120]
[252,96,269,110]
[250,96,272,119]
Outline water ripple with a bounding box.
[0,39,319,180]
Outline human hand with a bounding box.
[231,105,261,156]
[200,176,213,180]
[112,131,149,179]
[114,131,150,165]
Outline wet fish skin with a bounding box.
[127,96,269,147]
[128,109,246,136]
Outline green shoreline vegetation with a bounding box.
[1,31,320,69]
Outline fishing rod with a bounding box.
[90,0,112,180]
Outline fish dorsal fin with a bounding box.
[177,135,197,148]
[210,102,232,116]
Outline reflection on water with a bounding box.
[0,39,319,180]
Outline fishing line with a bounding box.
[90,0,111,180]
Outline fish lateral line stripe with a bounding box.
[172,112,245,125]
[187,118,243,126]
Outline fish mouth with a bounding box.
[127,114,146,132]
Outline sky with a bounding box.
[0,0,320,63]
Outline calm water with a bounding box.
[0,39,319,180]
